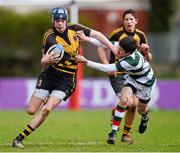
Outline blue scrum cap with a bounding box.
[52,7,68,22]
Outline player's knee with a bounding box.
[120,96,132,107]
[137,107,147,115]
[27,109,36,115]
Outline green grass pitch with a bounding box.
[0,109,180,152]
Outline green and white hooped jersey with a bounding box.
[111,41,119,48]
[115,50,155,87]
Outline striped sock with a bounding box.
[112,105,126,132]
[16,124,34,141]
[123,124,132,135]
[111,108,115,125]
[142,111,149,120]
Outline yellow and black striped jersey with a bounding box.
[108,26,147,64]
[42,23,91,76]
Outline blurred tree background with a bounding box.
[0,8,50,76]
[149,0,176,32]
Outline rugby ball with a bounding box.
[47,44,64,62]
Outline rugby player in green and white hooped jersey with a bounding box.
[75,35,156,145]
[98,9,152,145]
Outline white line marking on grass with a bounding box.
[0,141,105,147]
[75,141,104,145]
[27,141,105,146]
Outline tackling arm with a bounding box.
[75,54,117,73]
[87,60,117,72]
[76,31,111,64]
[89,29,118,55]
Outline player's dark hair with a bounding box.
[119,36,138,54]
[122,9,137,19]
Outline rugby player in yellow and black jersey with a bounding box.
[40,22,92,100]
[12,7,118,148]
[108,24,151,64]
[97,9,152,144]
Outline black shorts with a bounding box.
[109,74,127,94]
[36,71,77,101]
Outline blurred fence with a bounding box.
[148,31,180,64]
[0,78,180,110]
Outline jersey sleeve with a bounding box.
[87,60,117,72]
[139,31,147,44]
[87,39,119,48]
[108,28,123,41]
[88,38,106,48]
[42,30,57,54]
[68,23,91,36]
[108,32,119,41]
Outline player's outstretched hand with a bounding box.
[75,55,88,64]
[138,43,152,61]
[76,30,90,42]
[139,43,149,52]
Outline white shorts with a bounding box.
[33,89,66,100]
[124,76,156,101]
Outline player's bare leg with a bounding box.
[27,96,44,115]
[121,96,138,144]
[12,96,62,148]
[29,96,61,128]
[107,87,133,145]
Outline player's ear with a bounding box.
[135,18,138,24]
